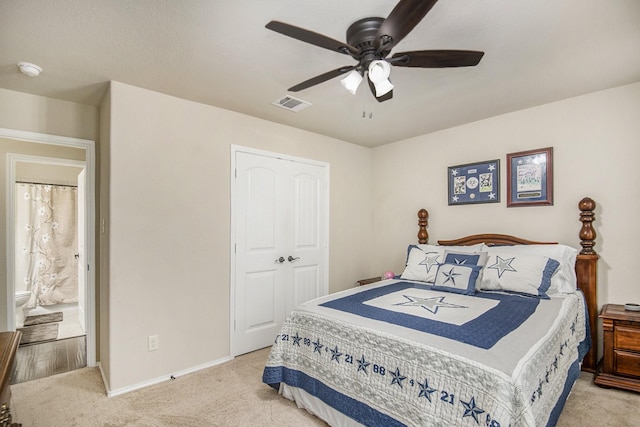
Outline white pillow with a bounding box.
[480,251,560,297]
[401,244,484,283]
[482,244,577,294]
[433,263,483,295]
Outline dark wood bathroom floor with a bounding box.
[10,335,86,384]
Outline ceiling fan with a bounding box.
[266,0,484,102]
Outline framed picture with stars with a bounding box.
[447,159,500,205]
[507,147,553,207]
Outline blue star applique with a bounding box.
[441,266,462,286]
[418,252,441,272]
[394,295,467,314]
[357,355,370,374]
[417,378,436,402]
[330,346,343,363]
[291,333,302,346]
[312,338,323,354]
[461,397,485,424]
[389,367,407,388]
[487,256,517,278]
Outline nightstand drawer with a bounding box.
[615,349,640,378]
[615,325,640,352]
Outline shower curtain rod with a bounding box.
[16,180,78,188]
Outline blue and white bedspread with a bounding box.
[262,280,590,427]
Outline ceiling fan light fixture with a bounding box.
[368,60,393,96]
[340,70,363,95]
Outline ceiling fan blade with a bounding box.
[288,66,356,92]
[367,78,393,103]
[375,0,439,52]
[391,50,484,67]
[266,21,359,56]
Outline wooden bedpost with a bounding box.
[418,209,429,244]
[576,197,598,372]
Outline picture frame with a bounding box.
[506,147,553,207]
[447,159,500,205]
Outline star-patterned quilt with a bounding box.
[263,280,590,427]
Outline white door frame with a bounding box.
[3,128,96,367]
[229,145,330,357]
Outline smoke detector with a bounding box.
[17,62,43,77]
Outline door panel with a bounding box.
[247,168,277,250]
[244,271,279,331]
[235,154,287,354]
[292,266,320,310]
[233,150,327,356]
[293,173,320,248]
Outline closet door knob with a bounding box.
[287,256,300,262]
[275,257,285,264]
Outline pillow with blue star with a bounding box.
[443,250,488,267]
[479,252,560,297]
[400,244,484,283]
[432,263,483,295]
[481,244,577,294]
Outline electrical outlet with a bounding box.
[148,335,159,352]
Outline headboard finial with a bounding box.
[418,209,429,244]
[578,197,597,255]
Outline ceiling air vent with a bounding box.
[272,95,311,112]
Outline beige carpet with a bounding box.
[11,348,640,426]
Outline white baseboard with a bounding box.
[98,355,234,397]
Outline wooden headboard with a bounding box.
[416,197,599,372]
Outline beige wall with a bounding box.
[0,88,98,140]
[16,163,83,185]
[98,87,112,387]
[371,82,640,309]
[104,81,373,392]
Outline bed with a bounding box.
[263,197,598,427]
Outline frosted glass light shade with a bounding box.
[340,70,363,95]
[372,79,393,97]
[368,60,393,96]
[368,60,391,82]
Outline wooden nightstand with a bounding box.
[356,277,382,286]
[594,304,640,392]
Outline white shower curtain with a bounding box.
[15,183,78,308]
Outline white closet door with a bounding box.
[233,151,327,356]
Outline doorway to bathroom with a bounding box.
[14,165,85,337]
[2,128,96,381]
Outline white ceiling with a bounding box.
[1,0,639,147]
